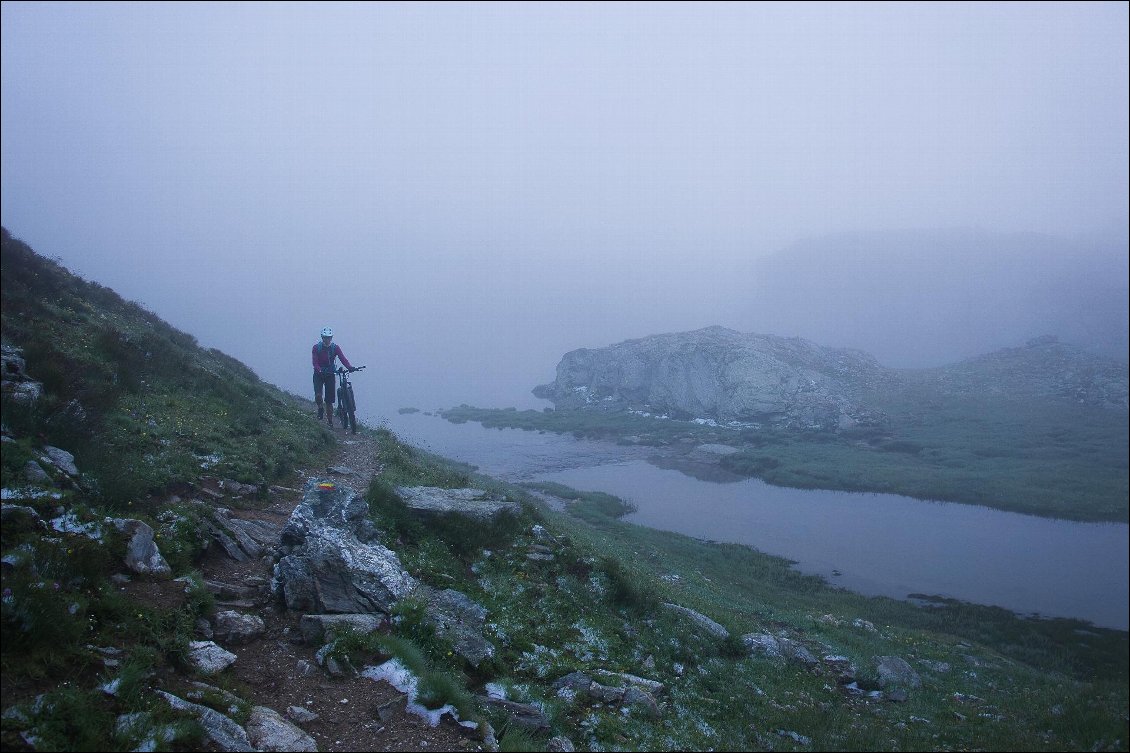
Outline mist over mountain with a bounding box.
[739,228,1129,368]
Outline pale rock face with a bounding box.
[535,326,888,430]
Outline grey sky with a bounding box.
[2,2,1127,415]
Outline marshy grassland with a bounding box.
[440,386,1128,523]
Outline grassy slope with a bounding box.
[366,430,1128,752]
[1,228,334,512]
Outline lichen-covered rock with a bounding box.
[420,586,495,666]
[396,486,521,520]
[875,655,922,689]
[108,518,172,578]
[273,480,416,614]
[245,706,318,752]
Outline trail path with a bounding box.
[165,427,482,752]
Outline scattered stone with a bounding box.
[483,698,550,732]
[286,705,319,724]
[187,641,238,675]
[212,610,266,645]
[246,706,318,752]
[420,586,495,667]
[662,603,729,638]
[777,729,812,746]
[155,691,252,752]
[23,461,50,485]
[108,518,172,578]
[396,486,521,521]
[299,613,386,645]
[875,656,922,689]
[43,446,79,477]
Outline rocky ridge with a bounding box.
[533,328,1128,430]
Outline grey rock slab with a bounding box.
[396,486,521,520]
[187,641,238,675]
[246,706,318,752]
[662,603,729,638]
[155,691,252,752]
[299,613,386,645]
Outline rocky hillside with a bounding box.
[533,328,1128,430]
[925,335,1129,409]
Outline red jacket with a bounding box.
[312,342,353,374]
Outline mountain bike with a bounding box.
[334,366,365,434]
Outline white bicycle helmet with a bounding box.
[320,327,333,338]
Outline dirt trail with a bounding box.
[181,428,483,752]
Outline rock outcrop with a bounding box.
[273,480,417,614]
[534,326,888,430]
[533,328,1128,430]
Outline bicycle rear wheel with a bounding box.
[343,386,357,434]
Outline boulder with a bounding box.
[875,655,921,689]
[245,706,318,752]
[420,586,495,667]
[662,603,729,638]
[273,480,416,614]
[396,486,521,521]
[108,518,171,578]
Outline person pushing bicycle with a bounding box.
[311,326,355,427]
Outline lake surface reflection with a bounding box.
[379,410,1129,630]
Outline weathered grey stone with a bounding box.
[208,509,267,561]
[108,518,171,578]
[742,632,818,665]
[662,603,729,638]
[43,447,78,477]
[547,736,576,752]
[420,586,495,667]
[155,691,252,751]
[396,486,521,520]
[23,461,51,485]
[273,480,416,614]
[286,705,319,724]
[299,613,386,645]
[875,656,921,689]
[621,686,660,716]
[1,504,42,529]
[483,698,550,731]
[593,669,664,695]
[187,641,238,675]
[246,706,318,752]
[212,610,266,645]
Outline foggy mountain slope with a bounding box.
[739,228,1129,367]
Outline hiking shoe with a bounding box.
[317,407,324,420]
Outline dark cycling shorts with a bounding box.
[313,371,336,404]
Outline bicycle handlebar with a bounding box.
[335,366,366,374]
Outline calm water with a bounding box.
[376,410,1129,631]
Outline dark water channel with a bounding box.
[378,410,1129,631]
